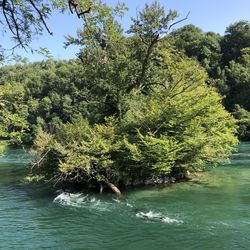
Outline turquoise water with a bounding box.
[0,143,250,249]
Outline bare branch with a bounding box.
[168,11,190,32]
[77,6,91,18]
[68,0,92,19]
[2,0,16,37]
[10,0,25,48]
[31,149,51,170]
[28,0,53,35]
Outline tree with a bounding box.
[0,82,29,143]
[0,1,238,193]
[233,105,250,141]
[224,51,250,111]
[65,1,188,122]
[0,0,95,61]
[119,50,238,180]
[127,1,189,92]
[221,21,250,65]
[170,25,222,78]
[28,48,238,193]
[0,59,92,138]
[170,25,204,57]
[166,22,250,140]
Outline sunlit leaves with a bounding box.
[0,82,29,142]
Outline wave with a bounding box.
[136,211,183,224]
[54,192,183,224]
[113,198,134,208]
[232,153,250,157]
[53,192,112,211]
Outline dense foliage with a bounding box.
[0,1,240,191]
[170,21,250,140]
[26,50,237,188]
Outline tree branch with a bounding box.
[31,149,51,170]
[28,0,53,35]
[127,34,159,92]
[68,0,92,19]
[168,11,190,32]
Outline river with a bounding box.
[0,143,250,249]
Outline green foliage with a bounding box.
[224,54,250,111]
[221,21,250,65]
[128,2,178,39]
[170,25,222,77]
[0,140,9,156]
[0,1,239,188]
[233,105,250,141]
[24,174,46,183]
[0,82,29,143]
[30,50,238,186]
[120,52,238,179]
[31,116,121,184]
[171,21,250,140]
[0,60,92,139]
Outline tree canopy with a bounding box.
[0,1,240,193]
[171,21,250,140]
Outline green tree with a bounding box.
[233,105,250,141]
[65,1,188,122]
[0,82,29,142]
[0,1,238,194]
[170,25,222,77]
[221,21,250,65]
[119,51,237,180]
[224,52,250,111]
[29,49,238,192]
[0,59,91,139]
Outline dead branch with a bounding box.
[31,149,51,170]
[168,11,190,32]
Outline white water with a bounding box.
[53,192,114,211]
[53,192,182,224]
[136,211,183,224]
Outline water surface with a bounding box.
[0,143,250,249]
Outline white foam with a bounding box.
[53,193,183,223]
[136,211,183,224]
[53,192,89,208]
[53,192,112,211]
[126,202,134,208]
[113,198,134,208]
[136,211,161,219]
[162,217,183,224]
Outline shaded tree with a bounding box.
[221,21,250,65]
[170,25,222,77]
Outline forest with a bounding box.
[1,1,249,194]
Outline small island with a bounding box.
[1,1,248,195]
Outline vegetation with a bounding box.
[0,0,95,61]
[170,21,250,140]
[0,1,243,193]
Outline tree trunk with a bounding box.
[104,180,122,196]
[100,183,104,193]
